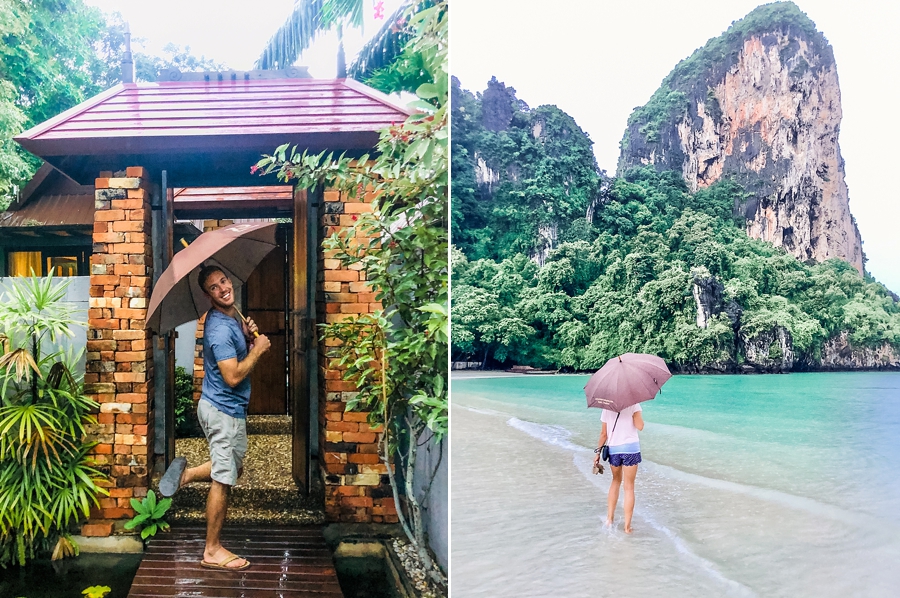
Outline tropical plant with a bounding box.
[255,1,447,583]
[0,275,108,567]
[174,366,199,437]
[254,0,434,82]
[82,586,111,598]
[124,490,171,540]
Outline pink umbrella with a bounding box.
[146,222,277,334]
[585,353,672,412]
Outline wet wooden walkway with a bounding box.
[127,524,344,597]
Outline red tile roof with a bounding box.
[14,78,411,186]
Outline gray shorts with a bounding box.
[197,399,247,486]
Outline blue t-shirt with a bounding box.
[200,309,251,419]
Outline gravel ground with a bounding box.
[392,538,447,598]
[175,434,295,491]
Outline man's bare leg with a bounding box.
[181,461,211,486]
[202,480,247,568]
[607,465,623,526]
[622,464,639,534]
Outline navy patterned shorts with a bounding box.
[609,452,642,467]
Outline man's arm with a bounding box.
[218,334,271,388]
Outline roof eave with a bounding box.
[342,79,415,117]
[14,84,128,144]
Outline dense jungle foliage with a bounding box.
[451,78,900,371]
[451,76,601,261]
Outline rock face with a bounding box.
[817,332,900,370]
[691,270,742,331]
[741,326,794,372]
[619,2,864,274]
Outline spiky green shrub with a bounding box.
[0,275,108,567]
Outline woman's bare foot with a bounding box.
[203,546,248,569]
[624,525,633,534]
[604,519,614,527]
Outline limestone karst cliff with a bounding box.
[618,2,864,274]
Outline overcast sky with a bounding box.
[84,0,405,77]
[451,0,900,293]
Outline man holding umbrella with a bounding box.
[159,264,271,571]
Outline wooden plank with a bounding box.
[127,525,342,598]
[93,98,381,112]
[110,89,366,103]
[174,186,292,197]
[290,188,310,491]
[59,110,399,129]
[174,199,293,211]
[122,80,348,94]
[248,230,288,415]
[48,114,393,138]
[135,561,336,575]
[41,120,396,141]
[72,105,401,122]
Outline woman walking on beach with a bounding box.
[593,403,644,533]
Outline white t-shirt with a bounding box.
[601,403,642,450]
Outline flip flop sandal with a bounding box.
[200,555,250,571]
[159,456,187,497]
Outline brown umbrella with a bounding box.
[146,222,278,334]
[585,353,672,412]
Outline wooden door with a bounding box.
[246,227,287,415]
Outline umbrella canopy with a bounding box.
[146,222,278,334]
[585,353,672,412]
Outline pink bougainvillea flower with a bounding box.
[374,1,384,19]
[250,165,259,174]
[352,215,358,221]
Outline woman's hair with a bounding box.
[198,265,226,293]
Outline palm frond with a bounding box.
[255,0,329,70]
[0,348,41,384]
[348,1,432,81]
[322,0,364,29]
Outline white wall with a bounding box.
[175,320,198,371]
[414,431,448,572]
[0,276,90,373]
[0,276,198,373]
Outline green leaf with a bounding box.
[123,513,149,530]
[416,83,439,100]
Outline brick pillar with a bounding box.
[83,167,154,537]
[317,187,397,523]
[192,312,207,403]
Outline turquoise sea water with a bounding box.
[451,372,900,597]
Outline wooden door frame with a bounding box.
[290,186,312,492]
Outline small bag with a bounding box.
[601,412,621,463]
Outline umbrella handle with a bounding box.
[235,308,260,339]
